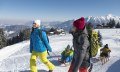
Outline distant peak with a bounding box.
[106,14,113,17]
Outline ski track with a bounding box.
[0,29,120,72]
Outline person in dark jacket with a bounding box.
[30,20,55,72]
[68,17,90,72]
[100,44,111,65]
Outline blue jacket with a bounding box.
[30,28,52,53]
[61,50,73,62]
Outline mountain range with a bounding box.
[45,14,120,31]
[1,14,120,32]
[86,14,120,25]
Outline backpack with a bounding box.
[38,29,50,55]
[38,29,49,43]
[31,27,49,43]
[86,25,99,57]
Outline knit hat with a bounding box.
[73,17,85,30]
[33,20,41,26]
[66,45,71,50]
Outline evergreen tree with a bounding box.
[102,23,105,27]
[7,38,13,45]
[98,31,103,47]
[19,28,31,41]
[0,28,7,49]
[107,19,116,28]
[19,31,24,41]
[115,22,120,28]
[7,28,31,45]
[22,28,31,40]
[49,27,56,32]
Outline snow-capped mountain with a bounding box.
[42,14,120,30]
[1,14,120,32]
[86,14,120,25]
[53,14,120,30]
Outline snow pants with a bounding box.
[30,51,55,72]
[61,55,73,63]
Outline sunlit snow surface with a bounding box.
[0,29,120,72]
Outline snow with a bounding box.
[4,31,15,37]
[93,29,120,72]
[86,14,120,25]
[0,41,29,62]
[0,29,120,72]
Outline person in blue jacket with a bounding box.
[30,20,55,72]
[60,45,73,63]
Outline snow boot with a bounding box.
[49,70,53,72]
[88,63,93,72]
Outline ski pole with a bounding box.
[51,51,58,57]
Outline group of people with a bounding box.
[29,17,111,72]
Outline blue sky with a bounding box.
[0,0,120,21]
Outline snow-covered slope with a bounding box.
[0,34,73,72]
[92,29,120,72]
[0,41,29,62]
[0,29,120,72]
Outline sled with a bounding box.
[58,58,70,66]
